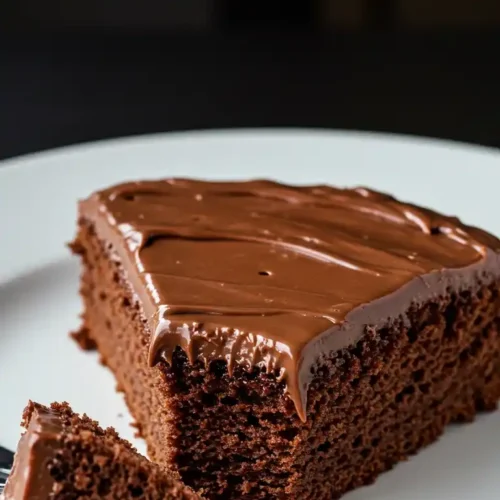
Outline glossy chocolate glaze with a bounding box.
[79,179,500,421]
[3,405,62,500]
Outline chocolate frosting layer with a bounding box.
[80,179,500,421]
[3,404,62,500]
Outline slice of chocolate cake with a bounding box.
[71,179,500,499]
[3,402,199,500]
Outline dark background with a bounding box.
[1,0,499,161]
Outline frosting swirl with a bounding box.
[80,179,500,421]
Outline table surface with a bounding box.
[1,32,499,161]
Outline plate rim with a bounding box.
[1,128,499,173]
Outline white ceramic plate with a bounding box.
[1,130,499,499]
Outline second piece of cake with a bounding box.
[3,402,199,499]
[71,179,500,499]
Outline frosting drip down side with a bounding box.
[79,179,500,421]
